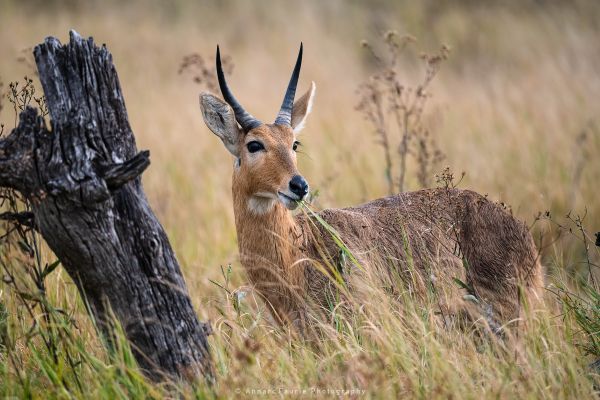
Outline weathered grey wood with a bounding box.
[0,31,213,382]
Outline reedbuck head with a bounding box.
[200,44,315,214]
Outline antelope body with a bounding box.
[199,45,543,330]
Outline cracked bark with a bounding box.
[0,31,213,382]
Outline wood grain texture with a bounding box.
[0,30,212,382]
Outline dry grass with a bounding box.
[0,0,599,398]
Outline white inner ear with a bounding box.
[293,82,316,134]
[199,92,242,157]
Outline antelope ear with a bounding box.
[291,81,316,133]
[199,92,243,157]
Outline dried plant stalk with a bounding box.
[357,31,448,194]
[179,52,234,93]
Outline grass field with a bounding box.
[0,1,599,398]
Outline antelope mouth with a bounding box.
[278,191,302,210]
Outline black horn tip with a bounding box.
[274,42,304,126]
[216,45,221,68]
[214,44,263,133]
[297,43,303,64]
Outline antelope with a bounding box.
[199,44,543,332]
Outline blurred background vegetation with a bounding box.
[0,0,599,397]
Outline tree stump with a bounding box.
[0,31,213,382]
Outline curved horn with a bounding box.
[274,43,303,126]
[216,46,262,132]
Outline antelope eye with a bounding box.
[246,141,265,153]
[293,141,301,151]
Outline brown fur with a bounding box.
[229,126,543,329]
[199,89,543,333]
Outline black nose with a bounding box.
[289,175,309,199]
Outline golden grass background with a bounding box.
[1,0,599,398]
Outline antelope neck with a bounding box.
[232,187,303,277]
